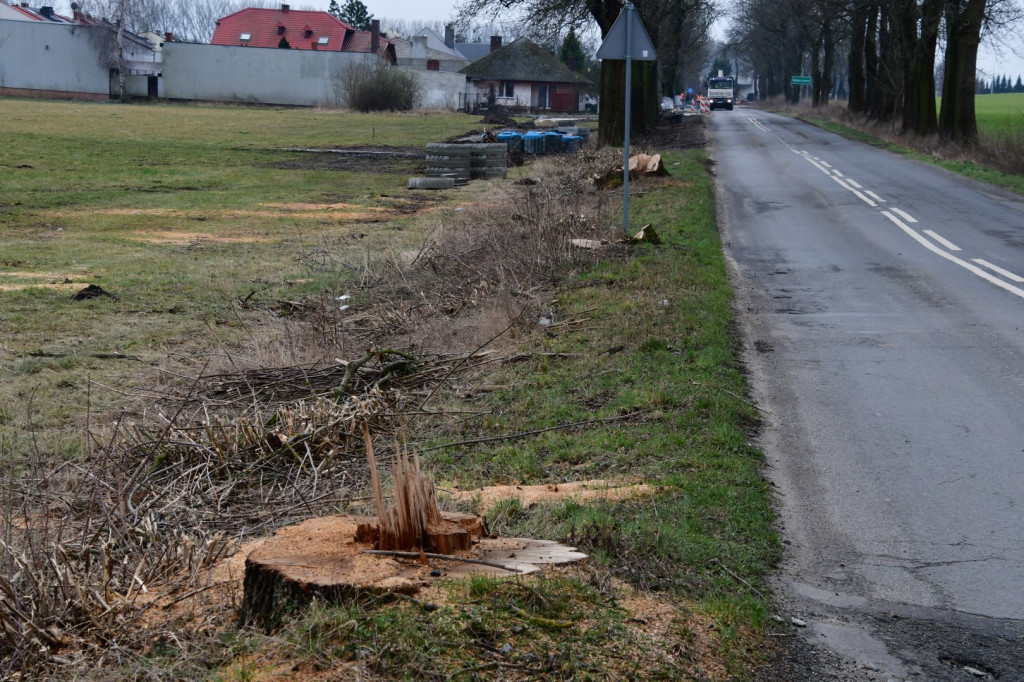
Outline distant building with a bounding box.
[211,4,395,62]
[392,26,468,72]
[460,37,593,112]
[0,2,69,22]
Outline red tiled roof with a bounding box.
[211,7,391,57]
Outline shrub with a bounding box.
[332,59,422,112]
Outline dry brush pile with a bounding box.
[0,147,633,677]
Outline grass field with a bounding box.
[972,92,1024,137]
[1,99,479,459]
[0,98,780,679]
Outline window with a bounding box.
[239,33,251,41]
[277,25,286,35]
[427,59,439,71]
[317,36,329,45]
[501,81,514,98]
[304,29,312,38]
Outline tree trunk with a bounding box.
[811,29,824,107]
[871,10,899,121]
[848,3,868,112]
[939,0,987,143]
[821,26,835,104]
[899,0,942,136]
[865,4,882,116]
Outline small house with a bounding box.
[459,37,593,113]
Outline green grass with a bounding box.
[253,178,780,670]
[964,92,1024,137]
[0,98,481,460]
[1,99,780,677]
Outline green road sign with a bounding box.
[791,76,812,85]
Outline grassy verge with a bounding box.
[218,149,779,680]
[786,98,1024,195]
[1,99,779,679]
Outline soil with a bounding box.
[445,479,655,514]
[267,146,425,174]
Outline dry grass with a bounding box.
[0,146,628,678]
[768,99,1024,177]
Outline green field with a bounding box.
[960,92,1024,137]
[1,99,480,458]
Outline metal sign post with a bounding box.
[596,2,657,237]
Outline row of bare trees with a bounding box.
[730,0,1023,143]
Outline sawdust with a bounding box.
[447,479,655,514]
[0,271,75,279]
[38,202,390,223]
[0,282,84,292]
[128,230,271,244]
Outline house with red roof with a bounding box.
[211,4,395,63]
[0,2,70,22]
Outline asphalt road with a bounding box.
[713,109,1024,680]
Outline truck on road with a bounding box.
[706,74,735,111]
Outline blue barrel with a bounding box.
[496,131,523,153]
[543,131,563,153]
[562,135,583,152]
[523,131,546,154]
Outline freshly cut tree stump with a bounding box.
[239,424,583,632]
[238,513,486,631]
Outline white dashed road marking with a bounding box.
[923,230,961,251]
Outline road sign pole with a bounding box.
[594,1,657,238]
[622,5,632,237]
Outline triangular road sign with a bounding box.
[596,3,657,61]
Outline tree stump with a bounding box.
[238,512,487,631]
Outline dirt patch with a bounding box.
[448,479,655,514]
[130,230,272,244]
[267,148,424,174]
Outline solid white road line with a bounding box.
[923,230,961,251]
[973,259,1024,283]
[865,190,886,203]
[882,211,1024,300]
[890,207,916,223]
[846,179,863,189]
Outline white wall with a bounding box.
[163,43,466,108]
[0,19,110,96]
[412,66,467,109]
[0,21,469,108]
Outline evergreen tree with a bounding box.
[710,55,732,77]
[278,36,291,49]
[558,27,586,72]
[1015,76,1024,93]
[328,0,342,21]
[339,0,373,30]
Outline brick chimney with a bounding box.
[444,24,455,49]
[371,19,380,54]
[280,3,289,12]
[489,36,502,53]
[165,32,173,42]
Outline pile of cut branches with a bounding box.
[0,140,636,678]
